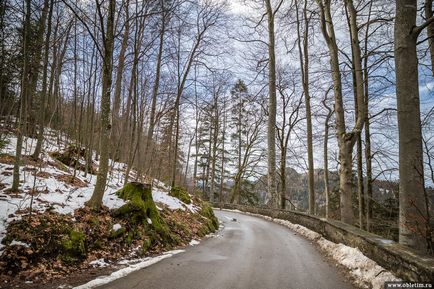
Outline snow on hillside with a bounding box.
[0,130,198,251]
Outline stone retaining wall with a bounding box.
[211,202,434,282]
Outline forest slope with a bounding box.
[0,127,218,288]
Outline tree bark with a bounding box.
[209,95,219,202]
[317,0,365,225]
[219,98,227,207]
[145,8,166,174]
[322,90,333,219]
[296,0,314,214]
[12,0,32,191]
[112,1,129,123]
[395,0,429,252]
[265,0,278,208]
[32,0,54,160]
[86,0,116,210]
[363,0,374,232]
[345,0,366,228]
[356,133,365,229]
[27,0,50,136]
[425,0,434,75]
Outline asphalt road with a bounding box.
[98,210,354,289]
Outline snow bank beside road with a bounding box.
[74,250,185,289]
[273,218,400,289]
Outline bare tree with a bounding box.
[170,0,225,188]
[33,0,55,160]
[322,88,333,219]
[316,0,365,225]
[275,71,304,210]
[295,0,315,214]
[11,0,32,192]
[86,0,116,210]
[264,0,284,208]
[395,0,432,252]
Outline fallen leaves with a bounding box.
[0,200,218,288]
[54,174,87,188]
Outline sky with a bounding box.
[179,0,434,188]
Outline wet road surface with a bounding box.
[98,210,354,289]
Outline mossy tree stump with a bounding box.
[114,182,174,245]
[200,202,219,232]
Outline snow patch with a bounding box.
[317,238,399,289]
[112,224,122,231]
[274,219,322,240]
[89,258,110,268]
[0,132,199,248]
[152,187,185,211]
[9,240,30,248]
[73,250,185,289]
[189,239,200,246]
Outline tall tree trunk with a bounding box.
[210,97,219,202]
[111,2,129,160]
[12,0,32,191]
[193,74,199,184]
[363,0,374,232]
[219,98,227,207]
[323,91,333,219]
[317,0,365,225]
[33,0,54,160]
[0,0,6,117]
[265,0,278,208]
[356,133,365,229]
[170,32,203,188]
[364,79,373,231]
[184,133,195,186]
[27,0,50,136]
[112,2,129,123]
[425,0,434,75]
[395,0,429,252]
[145,8,166,173]
[84,47,97,177]
[280,148,287,209]
[296,0,314,214]
[345,0,366,229]
[51,21,72,129]
[134,87,146,181]
[205,126,212,199]
[86,0,116,210]
[364,111,373,230]
[124,62,138,185]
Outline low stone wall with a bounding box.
[211,202,434,282]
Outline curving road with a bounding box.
[98,210,354,289]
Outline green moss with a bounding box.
[62,229,86,259]
[197,226,208,237]
[90,217,100,227]
[169,186,191,204]
[125,233,133,246]
[141,238,152,254]
[115,182,175,245]
[199,202,219,232]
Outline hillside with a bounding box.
[0,128,218,288]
